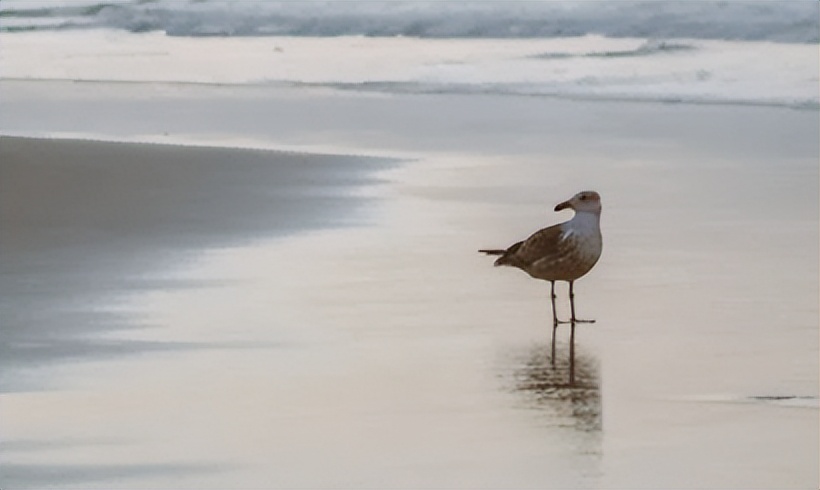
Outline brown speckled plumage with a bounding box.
[481,191,602,282]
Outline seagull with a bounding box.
[479,191,603,371]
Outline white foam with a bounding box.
[1,31,817,109]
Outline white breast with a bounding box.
[560,212,602,274]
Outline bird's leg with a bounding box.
[554,281,572,325]
[569,320,576,385]
[550,280,558,366]
[568,280,595,324]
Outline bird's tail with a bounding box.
[478,249,506,256]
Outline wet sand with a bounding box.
[0,136,395,378]
[0,91,817,489]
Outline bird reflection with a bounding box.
[511,343,601,432]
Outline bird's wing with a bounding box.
[504,240,524,255]
[511,222,567,267]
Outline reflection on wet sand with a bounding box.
[511,343,601,433]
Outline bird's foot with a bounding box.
[556,318,596,325]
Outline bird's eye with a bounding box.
[579,194,587,201]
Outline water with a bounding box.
[2,1,818,42]
[1,2,818,110]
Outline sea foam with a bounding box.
[1,31,817,110]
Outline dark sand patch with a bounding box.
[1,462,228,489]
[0,136,396,385]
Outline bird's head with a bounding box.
[554,190,602,214]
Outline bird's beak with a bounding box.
[554,200,571,212]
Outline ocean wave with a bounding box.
[301,81,820,111]
[532,40,696,60]
[7,76,815,111]
[1,1,818,43]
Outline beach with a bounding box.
[1,80,817,488]
[1,3,818,485]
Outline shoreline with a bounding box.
[1,77,818,112]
